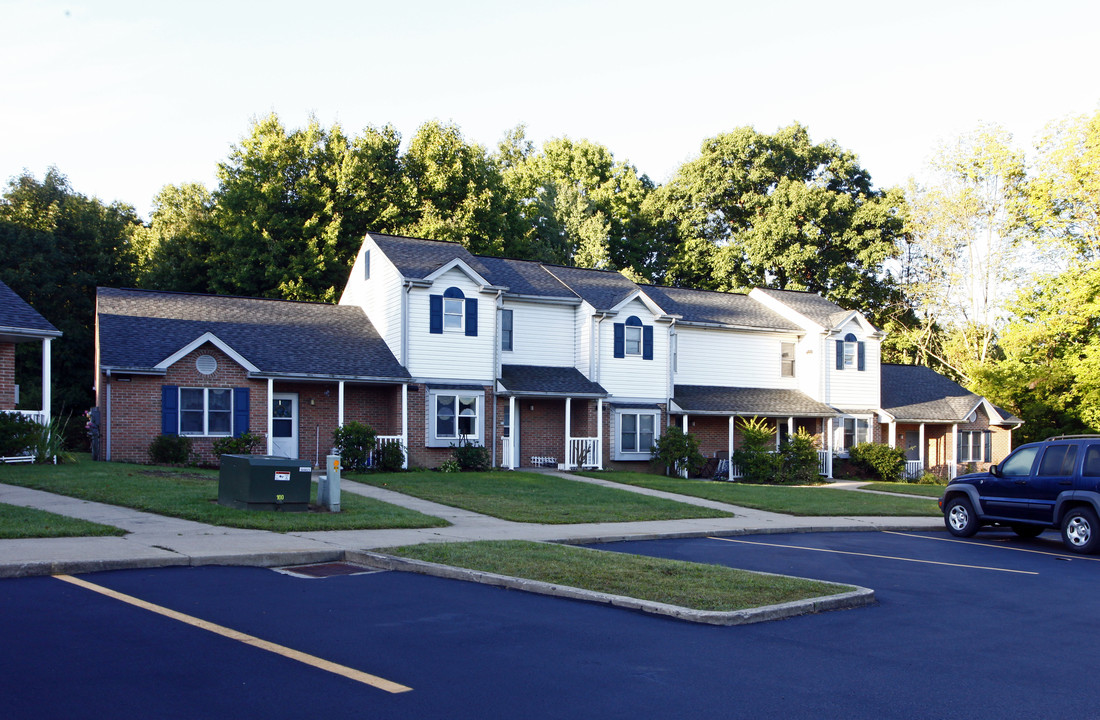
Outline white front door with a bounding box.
[271,393,299,458]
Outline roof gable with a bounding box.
[880,364,991,423]
[0,280,61,339]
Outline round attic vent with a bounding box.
[196,354,218,375]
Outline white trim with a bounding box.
[267,378,274,455]
[41,338,51,418]
[611,288,669,318]
[401,383,409,469]
[156,332,260,373]
[423,257,493,288]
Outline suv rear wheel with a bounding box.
[1061,507,1100,554]
[945,497,979,537]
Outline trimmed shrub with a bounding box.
[777,429,820,485]
[0,411,40,457]
[652,425,704,477]
[732,416,780,483]
[451,440,490,471]
[212,432,263,457]
[149,434,192,465]
[848,442,906,482]
[439,458,461,473]
[333,422,377,471]
[375,440,406,472]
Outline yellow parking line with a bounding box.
[707,537,1038,575]
[883,530,1100,561]
[54,574,412,694]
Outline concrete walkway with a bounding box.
[0,470,943,578]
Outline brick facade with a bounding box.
[0,342,15,410]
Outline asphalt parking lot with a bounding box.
[3,529,1099,719]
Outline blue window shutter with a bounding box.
[957,431,966,462]
[857,341,866,371]
[613,323,625,358]
[835,340,844,370]
[429,294,443,334]
[642,326,654,360]
[984,430,992,463]
[233,387,250,437]
[161,385,179,435]
[465,297,478,336]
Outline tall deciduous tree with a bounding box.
[134,182,217,292]
[0,168,140,415]
[653,124,906,321]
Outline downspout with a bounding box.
[401,280,413,367]
[492,289,503,468]
[104,368,111,462]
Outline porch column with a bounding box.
[509,395,517,470]
[266,378,274,455]
[889,422,897,449]
[787,416,794,438]
[596,398,603,470]
[564,397,572,469]
[727,415,734,472]
[682,414,688,433]
[826,417,834,479]
[338,381,345,428]
[401,383,409,469]
[41,338,51,419]
[919,423,926,470]
[951,423,959,479]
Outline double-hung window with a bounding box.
[432,392,481,445]
[179,388,232,436]
[615,410,659,459]
[838,416,870,453]
[624,323,642,356]
[444,297,464,330]
[781,342,795,378]
[957,430,993,463]
[501,308,513,351]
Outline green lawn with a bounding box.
[0,503,127,539]
[383,540,852,612]
[354,471,732,523]
[0,456,447,532]
[861,482,946,498]
[576,471,941,516]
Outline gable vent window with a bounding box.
[196,355,218,375]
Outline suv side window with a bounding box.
[1084,445,1100,477]
[1037,445,1078,476]
[1000,446,1040,477]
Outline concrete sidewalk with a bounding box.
[0,471,943,578]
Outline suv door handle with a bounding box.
[1059,480,1072,486]
[1014,480,1027,485]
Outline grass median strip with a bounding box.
[576,471,940,516]
[355,471,731,524]
[380,540,852,612]
[0,503,126,539]
[0,457,446,532]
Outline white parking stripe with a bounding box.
[883,531,1100,561]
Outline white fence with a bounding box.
[904,459,923,480]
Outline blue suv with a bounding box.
[939,435,1100,553]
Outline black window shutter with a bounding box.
[836,340,844,370]
[613,323,625,358]
[642,326,653,360]
[161,385,179,435]
[465,297,478,336]
[429,295,443,334]
[233,387,250,437]
[857,341,866,371]
[957,431,966,462]
[984,430,992,463]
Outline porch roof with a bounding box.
[671,384,837,417]
[0,279,61,340]
[97,288,410,381]
[881,364,990,423]
[498,364,608,397]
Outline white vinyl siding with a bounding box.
[675,327,800,389]
[825,319,880,408]
[407,268,495,381]
[339,238,404,362]
[599,298,668,398]
[503,301,574,368]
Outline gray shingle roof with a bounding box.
[641,285,801,330]
[97,288,409,380]
[499,365,607,396]
[673,385,837,416]
[369,233,489,280]
[881,364,983,422]
[476,257,577,299]
[753,288,851,329]
[0,280,60,337]
[540,265,640,311]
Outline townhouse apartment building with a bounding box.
[95,232,1020,478]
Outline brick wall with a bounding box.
[405,384,497,470]
[0,342,14,410]
[276,382,402,468]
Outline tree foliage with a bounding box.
[653,124,906,324]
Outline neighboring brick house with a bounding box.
[95,231,1022,477]
[0,279,61,426]
[94,288,409,466]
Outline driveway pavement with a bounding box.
[0,469,942,578]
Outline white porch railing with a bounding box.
[567,437,600,469]
[818,450,831,478]
[904,460,923,480]
[500,436,513,468]
[369,435,404,467]
[14,410,47,425]
[0,410,47,463]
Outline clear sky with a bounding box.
[2,0,1098,219]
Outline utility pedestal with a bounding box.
[318,454,341,512]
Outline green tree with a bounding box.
[134,182,217,292]
[653,123,906,322]
[0,168,139,415]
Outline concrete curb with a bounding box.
[346,549,876,626]
[0,549,345,579]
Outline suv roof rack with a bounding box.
[1044,434,1100,441]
